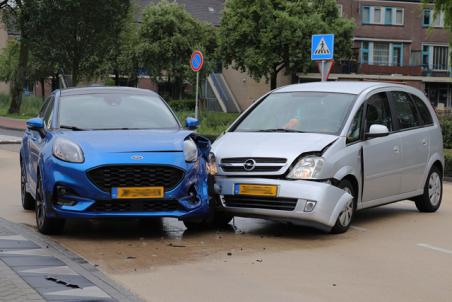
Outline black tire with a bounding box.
[415,166,442,213]
[183,197,233,230]
[35,175,65,235]
[330,179,356,234]
[20,160,35,210]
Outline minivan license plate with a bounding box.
[236,184,278,197]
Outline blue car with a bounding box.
[20,87,219,234]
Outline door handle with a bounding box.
[421,139,428,146]
[393,146,400,153]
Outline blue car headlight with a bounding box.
[53,138,85,163]
[183,138,198,162]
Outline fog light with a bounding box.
[56,198,77,206]
[304,200,317,212]
[55,185,78,206]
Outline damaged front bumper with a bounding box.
[214,176,353,231]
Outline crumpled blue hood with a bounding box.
[56,129,192,153]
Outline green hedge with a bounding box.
[439,117,452,149]
[168,99,196,112]
[0,94,43,119]
[444,149,452,177]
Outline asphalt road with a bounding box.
[0,142,451,302]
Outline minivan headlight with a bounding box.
[287,156,324,179]
[183,138,198,162]
[53,138,84,163]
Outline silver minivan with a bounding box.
[211,82,444,233]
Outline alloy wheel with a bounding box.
[338,187,354,227]
[35,180,46,229]
[428,172,441,207]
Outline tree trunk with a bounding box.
[270,71,277,90]
[114,69,119,86]
[40,78,45,102]
[8,39,29,114]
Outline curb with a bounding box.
[0,217,143,302]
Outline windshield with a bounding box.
[58,93,180,130]
[234,92,356,135]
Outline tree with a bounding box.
[137,0,216,99]
[27,0,131,86]
[427,0,452,32]
[219,0,355,90]
[1,0,33,114]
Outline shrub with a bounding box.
[167,99,196,112]
[439,117,452,149]
[444,149,452,177]
[0,93,42,119]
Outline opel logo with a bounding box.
[131,155,144,160]
[243,159,256,171]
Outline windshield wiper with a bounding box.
[257,128,305,133]
[59,125,88,131]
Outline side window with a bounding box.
[365,92,393,132]
[42,97,54,129]
[391,91,421,130]
[411,94,433,125]
[347,105,364,144]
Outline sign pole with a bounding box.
[321,60,325,82]
[190,50,204,120]
[195,71,199,119]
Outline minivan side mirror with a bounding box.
[365,124,389,139]
[26,118,46,137]
[185,117,199,130]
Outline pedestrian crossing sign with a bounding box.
[311,34,334,60]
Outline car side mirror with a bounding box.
[26,118,46,137]
[185,117,199,130]
[365,124,389,139]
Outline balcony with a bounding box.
[309,61,450,77]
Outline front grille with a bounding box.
[87,165,185,192]
[88,199,185,213]
[223,196,298,211]
[220,157,287,173]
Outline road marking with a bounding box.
[350,225,367,232]
[0,248,51,257]
[0,235,28,241]
[46,286,111,298]
[19,266,78,276]
[417,243,452,255]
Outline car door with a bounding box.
[362,91,402,203]
[28,97,54,188]
[390,91,429,194]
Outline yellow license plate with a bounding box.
[114,187,164,199]
[238,184,278,197]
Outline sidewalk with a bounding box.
[0,117,26,131]
[0,218,141,302]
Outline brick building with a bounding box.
[301,0,451,108]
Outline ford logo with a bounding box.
[131,155,144,160]
[243,159,256,171]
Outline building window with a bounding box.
[373,43,390,65]
[361,6,403,25]
[361,41,369,64]
[423,9,445,28]
[362,6,370,24]
[360,41,404,66]
[423,44,449,71]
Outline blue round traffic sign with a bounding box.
[190,51,204,72]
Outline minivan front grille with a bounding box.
[87,165,185,192]
[220,157,287,173]
[223,196,298,211]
